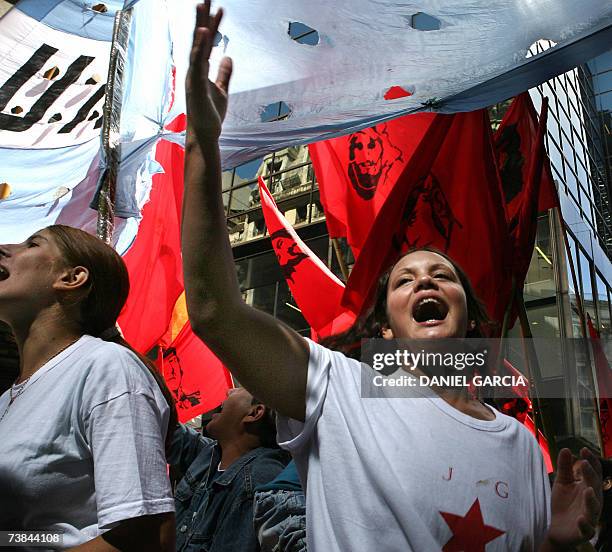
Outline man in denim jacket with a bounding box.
[168,388,288,552]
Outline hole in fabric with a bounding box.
[288,22,320,45]
[525,39,557,58]
[409,12,441,31]
[52,186,70,200]
[92,3,108,13]
[384,86,414,100]
[85,74,102,85]
[48,113,62,123]
[43,66,60,80]
[10,106,23,114]
[0,183,11,200]
[260,101,292,122]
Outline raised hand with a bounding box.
[186,1,233,144]
[544,448,603,550]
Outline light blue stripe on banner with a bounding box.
[16,0,124,41]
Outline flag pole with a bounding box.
[555,207,605,453]
[331,238,350,282]
[96,8,132,244]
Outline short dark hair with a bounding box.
[249,396,279,449]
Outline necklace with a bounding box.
[0,338,79,423]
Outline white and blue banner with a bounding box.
[1,0,611,245]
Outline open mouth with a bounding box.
[412,296,449,324]
[0,265,8,281]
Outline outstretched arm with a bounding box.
[540,448,603,551]
[181,2,309,421]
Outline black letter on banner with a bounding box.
[59,84,106,134]
[0,44,59,111]
[0,54,95,132]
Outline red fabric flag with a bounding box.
[258,177,356,338]
[156,321,234,423]
[523,414,554,473]
[342,110,512,327]
[499,359,552,472]
[119,137,185,352]
[505,98,555,289]
[494,93,558,229]
[587,315,612,457]
[309,113,436,257]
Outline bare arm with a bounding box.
[182,2,309,421]
[68,513,175,552]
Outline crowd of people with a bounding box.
[0,1,610,550]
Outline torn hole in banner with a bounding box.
[213,31,229,52]
[384,85,415,100]
[43,66,60,80]
[288,22,319,46]
[0,183,11,200]
[525,39,558,58]
[260,101,292,122]
[408,12,441,31]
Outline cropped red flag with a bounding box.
[258,177,356,338]
[342,110,512,327]
[524,414,554,473]
[499,359,552,472]
[508,98,555,291]
[119,136,185,352]
[587,315,612,457]
[494,93,558,228]
[156,321,234,423]
[309,113,436,257]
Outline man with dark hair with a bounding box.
[168,388,288,551]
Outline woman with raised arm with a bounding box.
[0,225,176,551]
[182,3,603,550]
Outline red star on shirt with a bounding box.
[440,498,505,552]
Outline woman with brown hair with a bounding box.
[181,3,603,550]
[0,225,176,550]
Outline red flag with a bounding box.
[587,315,612,457]
[505,98,556,289]
[494,93,558,228]
[342,110,512,327]
[119,137,185,352]
[258,177,356,338]
[157,321,234,423]
[499,359,552,472]
[523,414,554,473]
[309,113,436,257]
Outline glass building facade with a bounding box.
[223,46,612,453]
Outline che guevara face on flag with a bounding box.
[347,125,403,200]
[270,228,308,282]
[162,347,202,409]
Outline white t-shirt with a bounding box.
[0,336,175,549]
[277,339,550,552]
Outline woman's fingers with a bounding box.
[216,57,233,94]
[555,448,574,485]
[580,448,603,481]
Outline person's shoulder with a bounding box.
[494,409,544,452]
[249,447,289,483]
[78,336,157,395]
[305,337,363,374]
